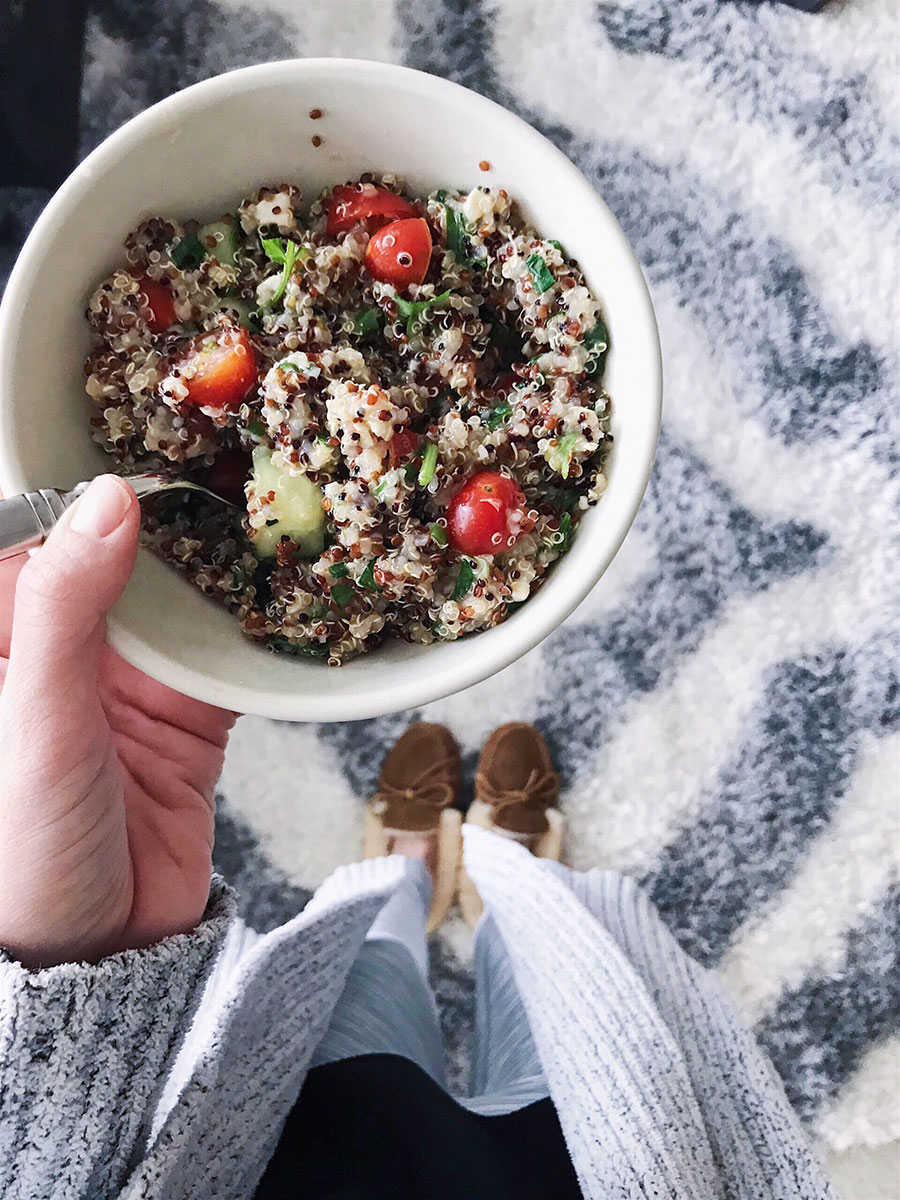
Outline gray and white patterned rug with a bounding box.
[3,0,898,1159]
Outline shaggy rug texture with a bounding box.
[1,0,897,1157]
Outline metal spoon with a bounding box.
[0,470,237,562]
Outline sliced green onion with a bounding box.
[373,477,389,497]
[435,188,448,203]
[329,562,349,578]
[171,233,206,269]
[331,583,355,609]
[554,432,579,480]
[430,522,448,547]
[247,418,266,438]
[526,253,555,293]
[417,442,439,487]
[450,559,475,602]
[359,560,381,592]
[484,402,511,431]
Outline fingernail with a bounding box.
[70,476,132,537]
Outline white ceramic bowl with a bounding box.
[0,59,661,721]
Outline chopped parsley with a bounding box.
[231,562,251,590]
[358,560,381,592]
[445,204,467,261]
[444,204,486,269]
[328,562,349,578]
[484,402,512,431]
[279,357,320,377]
[584,319,609,376]
[395,289,452,339]
[353,306,381,338]
[259,235,306,306]
[526,253,555,293]
[430,522,448,547]
[554,486,582,511]
[484,308,522,367]
[266,637,329,658]
[417,442,439,487]
[171,232,206,269]
[556,511,573,552]
[247,418,266,438]
[297,642,331,658]
[450,559,475,601]
[331,583,355,609]
[548,239,565,253]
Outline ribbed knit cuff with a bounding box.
[0,877,235,1200]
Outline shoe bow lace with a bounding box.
[476,767,559,813]
[375,756,457,825]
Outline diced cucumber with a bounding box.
[199,219,239,267]
[216,296,257,330]
[248,446,325,559]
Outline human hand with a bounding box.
[0,476,236,967]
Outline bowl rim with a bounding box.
[0,58,662,721]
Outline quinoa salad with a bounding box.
[84,177,612,665]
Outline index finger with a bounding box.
[0,485,27,656]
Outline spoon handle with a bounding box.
[0,487,83,562]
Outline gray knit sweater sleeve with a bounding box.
[0,877,235,1200]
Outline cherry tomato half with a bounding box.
[389,428,420,466]
[197,448,252,506]
[365,218,432,289]
[137,275,176,333]
[181,326,258,413]
[446,470,530,556]
[326,185,418,236]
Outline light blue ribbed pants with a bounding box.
[309,861,549,1115]
[308,849,835,1200]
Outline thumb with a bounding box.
[4,475,139,707]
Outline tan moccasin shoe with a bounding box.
[364,722,462,933]
[459,722,563,928]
